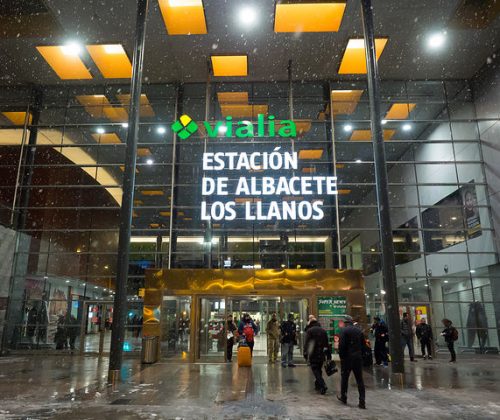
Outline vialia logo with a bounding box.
[172,114,297,140]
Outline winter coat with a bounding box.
[372,321,389,342]
[400,318,413,337]
[238,319,257,335]
[266,319,280,339]
[303,320,331,364]
[338,324,365,360]
[280,320,297,344]
[416,323,433,341]
[442,326,456,343]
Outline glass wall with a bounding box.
[1,79,499,354]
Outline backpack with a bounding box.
[243,323,254,343]
[451,327,458,341]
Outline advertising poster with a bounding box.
[317,296,347,352]
[461,183,482,239]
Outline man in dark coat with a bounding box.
[337,315,366,410]
[303,317,332,394]
[371,316,389,367]
[280,313,297,367]
[401,312,416,362]
[415,318,433,359]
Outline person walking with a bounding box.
[226,314,237,362]
[280,313,297,367]
[401,312,417,362]
[303,317,331,394]
[238,313,257,355]
[371,316,389,367]
[65,313,80,352]
[304,314,316,332]
[416,318,433,359]
[266,313,280,363]
[337,315,366,409]
[441,318,458,363]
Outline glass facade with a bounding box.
[1,77,499,356]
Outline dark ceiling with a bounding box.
[0,0,499,86]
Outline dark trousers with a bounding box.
[68,336,76,350]
[248,341,254,355]
[401,335,415,360]
[227,337,234,361]
[420,338,431,356]
[374,340,388,365]
[447,341,456,361]
[310,362,326,391]
[340,358,365,403]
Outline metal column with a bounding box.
[360,0,404,374]
[108,0,149,383]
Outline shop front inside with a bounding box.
[143,268,364,362]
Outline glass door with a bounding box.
[282,297,309,357]
[198,297,226,359]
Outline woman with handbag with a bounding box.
[303,317,334,395]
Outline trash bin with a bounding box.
[141,335,159,364]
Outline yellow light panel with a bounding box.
[142,190,164,196]
[275,2,346,33]
[211,56,248,77]
[76,95,111,118]
[336,163,345,169]
[338,189,351,195]
[159,211,171,217]
[220,104,268,118]
[137,148,152,157]
[217,91,249,104]
[36,46,92,80]
[349,129,396,141]
[91,133,122,144]
[150,223,160,228]
[298,149,323,160]
[116,94,155,117]
[134,199,144,205]
[103,106,129,122]
[2,111,32,125]
[331,90,364,116]
[385,103,416,120]
[86,44,132,78]
[338,38,388,74]
[120,166,140,174]
[158,0,207,35]
[302,167,316,174]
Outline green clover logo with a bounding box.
[172,114,198,140]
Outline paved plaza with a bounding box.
[0,354,499,419]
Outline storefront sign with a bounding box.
[317,296,347,351]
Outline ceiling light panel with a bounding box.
[217,92,249,104]
[158,0,207,35]
[211,56,248,77]
[338,38,388,74]
[86,44,132,78]
[384,103,416,120]
[298,149,323,160]
[331,90,364,116]
[91,133,122,144]
[220,104,268,118]
[2,111,32,125]
[116,94,155,117]
[274,2,346,33]
[349,129,395,141]
[36,46,92,79]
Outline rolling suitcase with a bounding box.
[237,342,252,367]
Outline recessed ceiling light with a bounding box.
[218,125,227,134]
[427,31,446,49]
[157,126,166,134]
[402,123,412,131]
[444,280,449,283]
[381,119,387,125]
[239,7,257,26]
[355,159,362,163]
[146,159,154,165]
[96,127,105,134]
[409,287,413,290]
[121,122,129,128]
[343,124,353,132]
[103,44,125,54]
[65,280,70,283]
[61,42,83,56]
[381,290,386,295]
[451,216,457,221]
[470,269,476,273]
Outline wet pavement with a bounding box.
[0,354,499,419]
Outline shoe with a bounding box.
[410,359,417,362]
[383,364,389,368]
[281,363,287,368]
[375,363,382,366]
[449,360,456,363]
[320,387,328,395]
[337,395,347,405]
[428,356,432,360]
[288,363,296,367]
[422,355,427,360]
[359,401,366,409]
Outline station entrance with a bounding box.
[143,269,365,362]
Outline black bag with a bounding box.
[324,359,338,376]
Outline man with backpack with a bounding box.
[238,313,257,355]
[416,318,433,359]
[280,313,297,367]
[441,318,458,363]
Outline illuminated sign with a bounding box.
[172,114,296,139]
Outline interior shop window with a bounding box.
[393,216,420,265]
[421,181,481,252]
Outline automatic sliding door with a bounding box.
[199,297,226,359]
